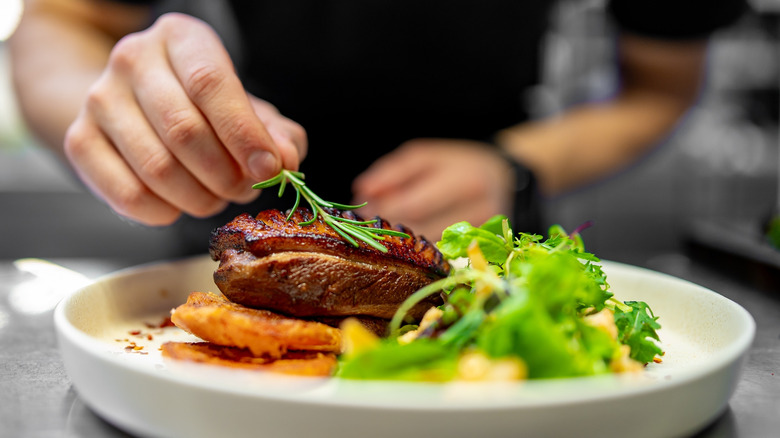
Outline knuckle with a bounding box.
[108,33,144,73]
[138,150,177,184]
[155,12,203,34]
[396,140,428,160]
[113,184,180,226]
[184,63,225,103]
[63,122,91,160]
[220,115,258,153]
[113,186,145,216]
[154,12,188,29]
[84,81,113,116]
[111,183,148,218]
[160,108,204,149]
[252,98,278,114]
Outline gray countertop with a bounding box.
[1,251,778,438]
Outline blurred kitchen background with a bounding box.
[1,0,778,266]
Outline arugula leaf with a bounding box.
[613,301,663,364]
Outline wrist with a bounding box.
[492,146,542,235]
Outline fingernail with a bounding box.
[248,151,279,180]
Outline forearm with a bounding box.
[9,0,149,157]
[497,35,707,195]
[496,92,693,194]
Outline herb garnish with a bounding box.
[253,169,410,253]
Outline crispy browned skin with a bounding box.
[209,209,449,321]
[170,291,342,359]
[161,342,338,376]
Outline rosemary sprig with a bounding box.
[252,169,410,253]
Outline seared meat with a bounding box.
[209,209,449,321]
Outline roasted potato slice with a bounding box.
[170,291,342,358]
[161,342,338,376]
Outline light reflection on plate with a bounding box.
[54,256,755,438]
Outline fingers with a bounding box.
[127,27,258,203]
[63,13,308,225]
[360,169,485,224]
[248,96,308,171]
[352,142,430,199]
[354,141,477,220]
[158,14,282,181]
[354,139,514,238]
[86,67,230,220]
[64,114,183,226]
[388,196,501,242]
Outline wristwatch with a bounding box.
[494,148,541,234]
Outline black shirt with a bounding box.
[232,1,553,202]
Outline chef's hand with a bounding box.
[64,13,306,226]
[352,139,515,241]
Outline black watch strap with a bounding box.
[494,148,542,234]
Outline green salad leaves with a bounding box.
[338,216,663,381]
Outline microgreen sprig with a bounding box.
[252,169,410,253]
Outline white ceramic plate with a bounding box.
[54,256,755,438]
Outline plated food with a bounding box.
[50,169,755,435]
[162,204,451,376]
[160,170,663,381]
[53,250,756,438]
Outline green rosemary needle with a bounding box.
[252,169,410,253]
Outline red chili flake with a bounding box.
[145,317,175,329]
[129,330,142,336]
[147,334,153,341]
